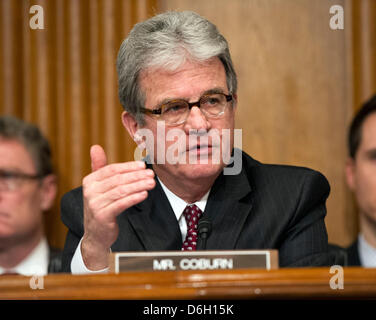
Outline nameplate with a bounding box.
[109,250,278,273]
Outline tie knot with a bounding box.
[183,204,202,229]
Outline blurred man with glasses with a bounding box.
[344,95,376,267]
[0,116,60,275]
[61,11,335,273]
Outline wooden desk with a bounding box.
[1,267,376,299]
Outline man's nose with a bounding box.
[183,106,211,132]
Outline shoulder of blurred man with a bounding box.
[48,246,63,273]
[346,239,361,266]
[60,150,332,271]
[328,240,361,267]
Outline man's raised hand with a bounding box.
[81,145,155,270]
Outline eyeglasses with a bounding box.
[139,92,233,125]
[0,169,43,192]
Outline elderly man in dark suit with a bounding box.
[61,11,334,273]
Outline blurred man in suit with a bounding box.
[0,116,61,275]
[345,94,376,267]
[61,11,335,273]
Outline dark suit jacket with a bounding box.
[48,247,63,273]
[346,240,361,266]
[328,240,361,267]
[61,151,334,272]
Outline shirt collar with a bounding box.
[0,237,49,276]
[358,233,376,267]
[157,177,210,221]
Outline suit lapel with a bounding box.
[126,179,182,251]
[121,155,253,251]
[203,165,253,250]
[347,240,361,266]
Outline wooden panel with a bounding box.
[351,0,376,111]
[159,0,367,246]
[1,0,375,249]
[0,268,375,299]
[0,0,157,248]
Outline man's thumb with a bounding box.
[90,145,107,172]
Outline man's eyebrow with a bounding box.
[0,167,24,173]
[153,87,228,109]
[202,87,226,95]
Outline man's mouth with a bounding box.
[187,144,214,156]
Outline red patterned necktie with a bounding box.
[182,204,202,251]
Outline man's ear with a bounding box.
[232,93,238,108]
[230,93,238,113]
[40,174,57,211]
[121,111,140,142]
[345,157,356,191]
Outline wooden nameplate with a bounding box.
[109,250,278,273]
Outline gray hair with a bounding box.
[0,115,53,177]
[116,11,237,125]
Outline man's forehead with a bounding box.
[358,114,376,155]
[0,138,35,169]
[361,114,376,140]
[138,58,227,103]
[0,137,26,149]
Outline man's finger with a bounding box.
[90,144,107,172]
[88,178,155,211]
[92,169,154,194]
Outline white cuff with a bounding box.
[71,238,110,274]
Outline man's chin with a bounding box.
[153,159,225,184]
[0,229,15,241]
[176,162,224,180]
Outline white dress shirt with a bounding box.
[71,178,210,274]
[0,237,49,276]
[358,233,376,267]
[159,178,209,242]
